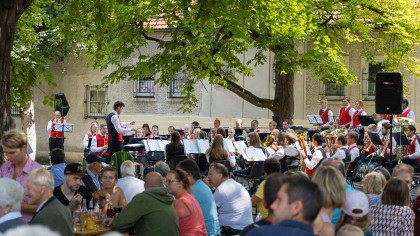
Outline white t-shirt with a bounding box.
[116,176,145,203]
[213,179,253,230]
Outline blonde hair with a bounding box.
[366,124,377,132]
[356,100,364,107]
[336,224,364,236]
[362,172,386,195]
[1,129,27,149]
[312,166,346,209]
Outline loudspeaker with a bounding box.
[375,72,403,115]
[54,93,70,117]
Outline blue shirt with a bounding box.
[48,163,65,187]
[247,220,315,236]
[86,168,100,190]
[192,179,220,236]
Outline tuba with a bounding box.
[262,135,279,152]
[296,130,308,172]
[320,129,333,149]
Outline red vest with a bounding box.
[408,137,417,155]
[96,134,109,156]
[88,134,92,139]
[118,121,123,141]
[338,106,352,125]
[397,109,411,118]
[319,109,330,125]
[383,114,391,120]
[50,118,65,138]
[351,110,364,129]
[362,143,375,154]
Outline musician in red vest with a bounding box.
[338,97,355,128]
[147,125,159,139]
[281,120,291,133]
[90,124,109,157]
[398,99,416,123]
[318,98,334,128]
[302,133,327,177]
[378,122,396,157]
[47,111,67,151]
[402,125,420,166]
[350,100,367,129]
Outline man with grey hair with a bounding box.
[154,161,170,179]
[27,168,73,236]
[0,179,26,233]
[116,160,145,203]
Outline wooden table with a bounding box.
[74,227,111,236]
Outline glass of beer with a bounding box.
[73,211,83,231]
[94,211,105,228]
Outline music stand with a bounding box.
[234,136,246,141]
[234,128,244,136]
[129,137,147,144]
[258,132,270,141]
[358,116,376,127]
[55,124,73,132]
[123,135,134,144]
[307,115,323,126]
[175,129,185,135]
[201,128,211,134]
[356,128,365,146]
[392,132,410,146]
[368,132,384,146]
[159,135,171,140]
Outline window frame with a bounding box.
[361,56,385,101]
[134,76,155,98]
[84,85,109,119]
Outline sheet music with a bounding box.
[224,138,236,153]
[241,149,252,161]
[196,139,210,154]
[158,140,170,151]
[246,147,267,161]
[307,115,323,125]
[143,140,150,153]
[233,141,247,151]
[183,139,200,154]
[55,124,73,132]
[146,139,161,151]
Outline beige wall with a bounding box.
[30,38,420,161]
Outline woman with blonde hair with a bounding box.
[362,172,386,206]
[312,165,346,236]
[205,134,229,163]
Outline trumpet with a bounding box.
[296,130,308,172]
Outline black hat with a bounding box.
[85,152,107,164]
[64,163,85,175]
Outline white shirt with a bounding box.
[47,118,67,133]
[214,179,253,230]
[326,146,348,160]
[320,108,334,128]
[36,198,50,212]
[274,145,296,160]
[350,110,368,128]
[407,135,420,159]
[376,119,390,135]
[401,108,416,123]
[116,176,145,203]
[90,134,108,153]
[338,105,356,124]
[110,110,131,134]
[304,146,324,170]
[0,211,22,224]
[83,134,90,148]
[348,144,360,162]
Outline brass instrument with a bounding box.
[262,135,279,152]
[379,134,391,157]
[296,130,308,172]
[320,129,334,152]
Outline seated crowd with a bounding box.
[0,112,419,236]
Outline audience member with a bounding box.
[0,129,41,222]
[248,177,322,236]
[373,166,391,181]
[165,131,185,169]
[116,160,145,203]
[207,163,253,234]
[312,166,346,236]
[28,168,73,236]
[0,179,26,233]
[252,158,281,219]
[48,148,66,187]
[93,167,127,211]
[110,172,179,235]
[53,163,92,211]
[166,169,207,236]
[154,161,170,180]
[336,224,364,236]
[4,225,60,236]
[177,160,220,235]
[362,172,386,206]
[82,153,104,195]
[336,191,371,235]
[370,178,414,235]
[241,173,284,235]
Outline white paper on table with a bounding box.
[233,141,247,152]
[223,138,236,153]
[246,147,267,161]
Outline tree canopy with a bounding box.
[61,0,419,116]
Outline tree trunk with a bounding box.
[20,100,36,160]
[0,2,18,165]
[271,73,294,126]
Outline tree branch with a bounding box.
[141,32,163,43]
[17,0,34,18]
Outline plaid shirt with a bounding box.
[370,204,414,236]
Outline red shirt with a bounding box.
[174,192,207,236]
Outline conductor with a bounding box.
[106,101,135,157]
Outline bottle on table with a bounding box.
[86,199,95,230]
[106,198,114,218]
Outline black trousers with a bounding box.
[49,138,64,152]
[109,142,122,159]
